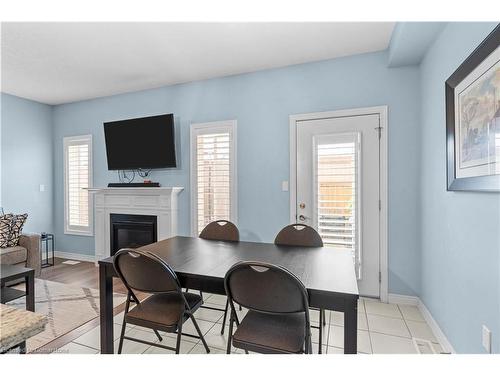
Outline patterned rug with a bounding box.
[7,279,126,352]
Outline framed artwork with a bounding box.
[446,25,500,192]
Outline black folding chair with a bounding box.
[113,248,210,354]
[275,224,326,353]
[224,261,313,354]
[189,220,241,335]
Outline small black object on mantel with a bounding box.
[40,233,55,268]
[107,182,161,188]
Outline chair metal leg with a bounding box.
[318,308,323,354]
[153,329,163,342]
[221,299,229,335]
[175,322,183,354]
[226,309,235,354]
[322,309,326,326]
[200,291,204,302]
[191,314,210,353]
[118,322,127,354]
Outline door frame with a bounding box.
[289,106,388,302]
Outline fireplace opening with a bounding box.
[110,214,157,256]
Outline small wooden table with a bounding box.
[0,304,47,353]
[0,264,35,312]
[99,236,360,354]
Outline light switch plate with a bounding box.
[482,325,491,353]
[281,180,289,192]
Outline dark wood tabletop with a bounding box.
[98,236,359,354]
[99,236,359,297]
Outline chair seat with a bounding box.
[232,310,307,354]
[125,292,202,332]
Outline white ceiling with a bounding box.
[1,22,395,105]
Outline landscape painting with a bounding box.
[458,59,500,171]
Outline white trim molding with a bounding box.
[190,120,238,236]
[388,293,456,354]
[54,251,96,263]
[417,299,456,354]
[289,106,388,302]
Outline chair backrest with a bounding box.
[199,220,240,242]
[224,261,310,315]
[274,224,323,247]
[113,248,181,294]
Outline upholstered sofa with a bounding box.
[0,233,41,277]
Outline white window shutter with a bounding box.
[64,135,93,235]
[191,121,236,236]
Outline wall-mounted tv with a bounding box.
[104,114,176,170]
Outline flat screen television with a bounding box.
[104,114,176,170]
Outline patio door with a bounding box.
[295,113,381,297]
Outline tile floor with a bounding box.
[56,294,445,354]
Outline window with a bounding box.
[314,132,361,277]
[190,120,237,235]
[64,135,93,235]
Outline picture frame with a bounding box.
[446,24,500,192]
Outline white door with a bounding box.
[296,114,381,297]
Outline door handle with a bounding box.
[298,214,308,222]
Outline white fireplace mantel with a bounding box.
[88,187,184,262]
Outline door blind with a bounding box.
[196,132,231,234]
[315,134,361,277]
[66,141,90,229]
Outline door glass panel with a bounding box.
[314,133,361,278]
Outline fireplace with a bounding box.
[110,213,157,256]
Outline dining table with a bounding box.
[98,235,359,354]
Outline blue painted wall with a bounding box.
[419,22,500,353]
[52,50,421,295]
[0,93,54,234]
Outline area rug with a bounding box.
[7,279,126,352]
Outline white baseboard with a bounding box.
[388,293,455,354]
[54,251,95,263]
[417,299,455,354]
[387,293,419,305]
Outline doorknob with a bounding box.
[298,214,308,222]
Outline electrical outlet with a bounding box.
[482,325,491,353]
[39,184,45,192]
[281,180,289,192]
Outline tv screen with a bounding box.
[104,114,176,170]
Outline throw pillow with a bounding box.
[0,214,13,248]
[7,213,28,247]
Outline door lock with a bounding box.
[299,203,306,209]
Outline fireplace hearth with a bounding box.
[110,213,157,256]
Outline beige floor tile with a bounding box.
[357,299,365,313]
[309,309,331,324]
[194,305,225,323]
[328,326,372,353]
[205,294,228,306]
[74,324,126,349]
[189,344,226,354]
[143,336,197,354]
[57,342,99,354]
[406,320,437,342]
[399,304,425,322]
[370,332,418,354]
[331,311,368,330]
[367,314,410,338]
[364,300,402,318]
[114,327,159,354]
[202,323,232,351]
[311,343,329,354]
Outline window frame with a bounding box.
[63,134,94,236]
[190,120,237,236]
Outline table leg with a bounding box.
[99,264,114,354]
[344,298,358,354]
[26,272,35,312]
